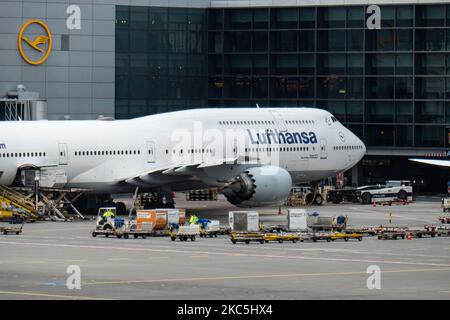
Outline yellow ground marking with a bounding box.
[0,290,112,300]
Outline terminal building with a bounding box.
[1,0,450,192]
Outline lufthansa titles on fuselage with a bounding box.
[0,143,6,149]
[248,129,318,145]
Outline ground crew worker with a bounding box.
[102,209,115,223]
[189,215,198,225]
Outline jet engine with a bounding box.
[222,166,292,207]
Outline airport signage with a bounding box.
[17,5,81,65]
[17,19,52,65]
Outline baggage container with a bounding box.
[166,209,180,225]
[136,209,167,230]
[287,209,307,231]
[229,211,259,232]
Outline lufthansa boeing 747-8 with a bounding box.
[0,107,365,209]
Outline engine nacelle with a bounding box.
[222,166,292,207]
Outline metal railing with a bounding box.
[0,99,33,121]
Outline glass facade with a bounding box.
[207,4,450,148]
[115,4,450,150]
[115,6,207,118]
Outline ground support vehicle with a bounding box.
[410,226,438,238]
[328,181,412,205]
[437,225,450,237]
[344,227,377,236]
[230,232,265,244]
[170,225,200,241]
[198,219,220,238]
[262,225,290,233]
[263,232,301,243]
[439,215,450,224]
[442,198,450,212]
[309,232,332,242]
[91,207,161,239]
[330,232,363,242]
[0,222,24,235]
[307,215,348,233]
[377,227,407,240]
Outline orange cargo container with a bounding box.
[136,209,168,230]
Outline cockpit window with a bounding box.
[331,116,337,122]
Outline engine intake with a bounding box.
[222,166,292,208]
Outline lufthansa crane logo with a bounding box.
[18,20,52,65]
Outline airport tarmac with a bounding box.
[0,197,449,300]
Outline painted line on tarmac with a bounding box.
[0,290,113,300]
[1,240,450,268]
[24,227,92,233]
[3,237,450,261]
[82,267,450,286]
[347,207,435,223]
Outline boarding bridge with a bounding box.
[0,85,47,121]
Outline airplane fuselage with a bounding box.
[0,108,365,193]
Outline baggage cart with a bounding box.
[170,225,200,241]
[377,226,407,240]
[437,225,450,237]
[410,226,438,238]
[230,232,265,244]
[309,232,332,242]
[0,222,24,235]
[263,232,300,243]
[330,232,363,242]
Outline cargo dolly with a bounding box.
[0,222,24,235]
[309,232,332,242]
[377,227,407,240]
[92,229,158,239]
[437,225,450,237]
[344,227,376,237]
[330,232,363,242]
[170,225,200,241]
[439,215,450,224]
[263,232,301,243]
[198,219,220,238]
[410,226,438,238]
[230,232,265,244]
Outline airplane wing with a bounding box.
[409,158,450,167]
[116,156,260,187]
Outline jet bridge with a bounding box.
[0,85,47,121]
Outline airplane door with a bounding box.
[58,143,68,165]
[146,141,156,163]
[320,139,327,159]
[269,110,287,132]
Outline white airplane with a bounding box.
[0,107,365,210]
